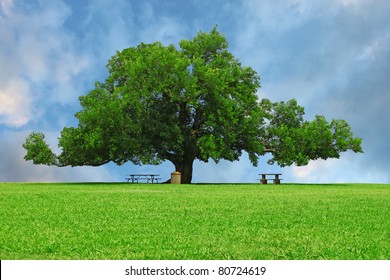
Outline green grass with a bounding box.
[0,182,389,260]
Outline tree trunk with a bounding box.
[173,158,194,184]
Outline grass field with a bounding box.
[0,182,389,260]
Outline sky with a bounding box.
[1,0,389,183]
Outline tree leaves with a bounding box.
[22,132,57,166]
[261,99,363,167]
[22,27,363,183]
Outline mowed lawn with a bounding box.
[0,183,389,260]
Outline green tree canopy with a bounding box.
[23,27,363,183]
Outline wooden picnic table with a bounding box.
[259,173,282,185]
[126,174,161,183]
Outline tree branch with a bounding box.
[263,148,276,154]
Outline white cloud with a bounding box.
[0,0,13,16]
[83,0,135,56]
[288,154,388,184]
[240,0,305,32]
[0,0,187,129]
[338,0,372,7]
[290,160,332,183]
[0,79,31,127]
[358,34,390,62]
[135,2,187,44]
[0,0,90,127]
[82,0,186,53]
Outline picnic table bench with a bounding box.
[259,173,282,185]
[126,174,161,183]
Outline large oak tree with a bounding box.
[23,28,363,183]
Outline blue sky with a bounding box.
[1,0,389,183]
